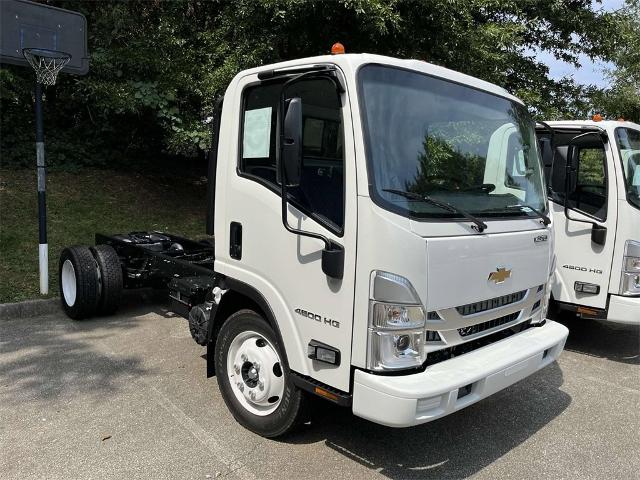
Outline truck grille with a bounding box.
[425,330,441,342]
[456,290,526,316]
[458,311,520,337]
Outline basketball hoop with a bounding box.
[22,48,71,86]
[2,0,88,296]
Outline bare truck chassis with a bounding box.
[95,231,219,343]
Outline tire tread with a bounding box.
[91,244,123,315]
[59,245,100,320]
[215,309,308,438]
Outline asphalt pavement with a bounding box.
[1,296,638,479]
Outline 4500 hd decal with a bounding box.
[562,264,603,274]
[295,308,340,328]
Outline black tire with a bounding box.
[188,304,210,346]
[58,246,100,320]
[215,309,308,438]
[546,297,560,321]
[91,245,123,315]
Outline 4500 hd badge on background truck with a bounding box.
[56,50,569,437]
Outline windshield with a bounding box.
[358,65,547,220]
[615,127,640,210]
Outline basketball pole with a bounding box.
[34,81,48,295]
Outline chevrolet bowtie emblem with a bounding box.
[488,267,511,284]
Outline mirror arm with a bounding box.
[276,68,346,278]
[278,74,334,252]
[562,131,608,245]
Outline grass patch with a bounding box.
[0,168,208,303]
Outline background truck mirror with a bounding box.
[564,145,579,196]
[562,131,608,246]
[283,97,302,187]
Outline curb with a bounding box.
[0,297,61,320]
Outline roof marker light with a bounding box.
[331,42,345,55]
[592,114,603,122]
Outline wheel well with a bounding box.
[210,291,266,344]
[207,285,286,377]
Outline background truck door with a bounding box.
[216,72,357,392]
[547,133,618,309]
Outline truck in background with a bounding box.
[535,119,640,324]
[57,51,569,437]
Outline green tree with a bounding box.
[592,0,640,121]
[409,125,487,193]
[0,0,625,168]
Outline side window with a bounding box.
[240,82,281,185]
[568,146,607,219]
[239,78,345,233]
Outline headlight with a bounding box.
[367,271,426,371]
[620,240,640,296]
[371,303,425,329]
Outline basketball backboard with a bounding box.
[0,0,88,75]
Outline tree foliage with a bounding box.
[592,0,640,121]
[0,0,628,168]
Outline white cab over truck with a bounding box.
[58,52,568,437]
[536,120,640,325]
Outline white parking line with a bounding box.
[145,381,259,480]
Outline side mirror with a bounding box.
[564,145,578,197]
[591,224,607,246]
[282,97,302,187]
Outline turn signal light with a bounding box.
[314,387,339,402]
[331,42,345,55]
[576,306,599,316]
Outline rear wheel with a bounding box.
[59,246,100,320]
[91,244,123,315]
[215,309,307,437]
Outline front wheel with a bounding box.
[214,309,307,437]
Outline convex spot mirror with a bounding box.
[591,224,607,246]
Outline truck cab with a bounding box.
[58,53,569,437]
[535,120,640,325]
[210,53,567,433]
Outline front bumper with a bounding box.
[352,320,568,427]
[607,295,640,325]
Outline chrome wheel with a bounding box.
[226,330,284,416]
[61,259,77,307]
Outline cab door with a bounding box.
[215,70,357,392]
[548,133,617,309]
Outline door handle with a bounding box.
[230,222,242,260]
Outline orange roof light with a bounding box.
[331,42,345,55]
[592,113,603,122]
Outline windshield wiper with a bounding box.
[383,189,488,233]
[505,203,551,226]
